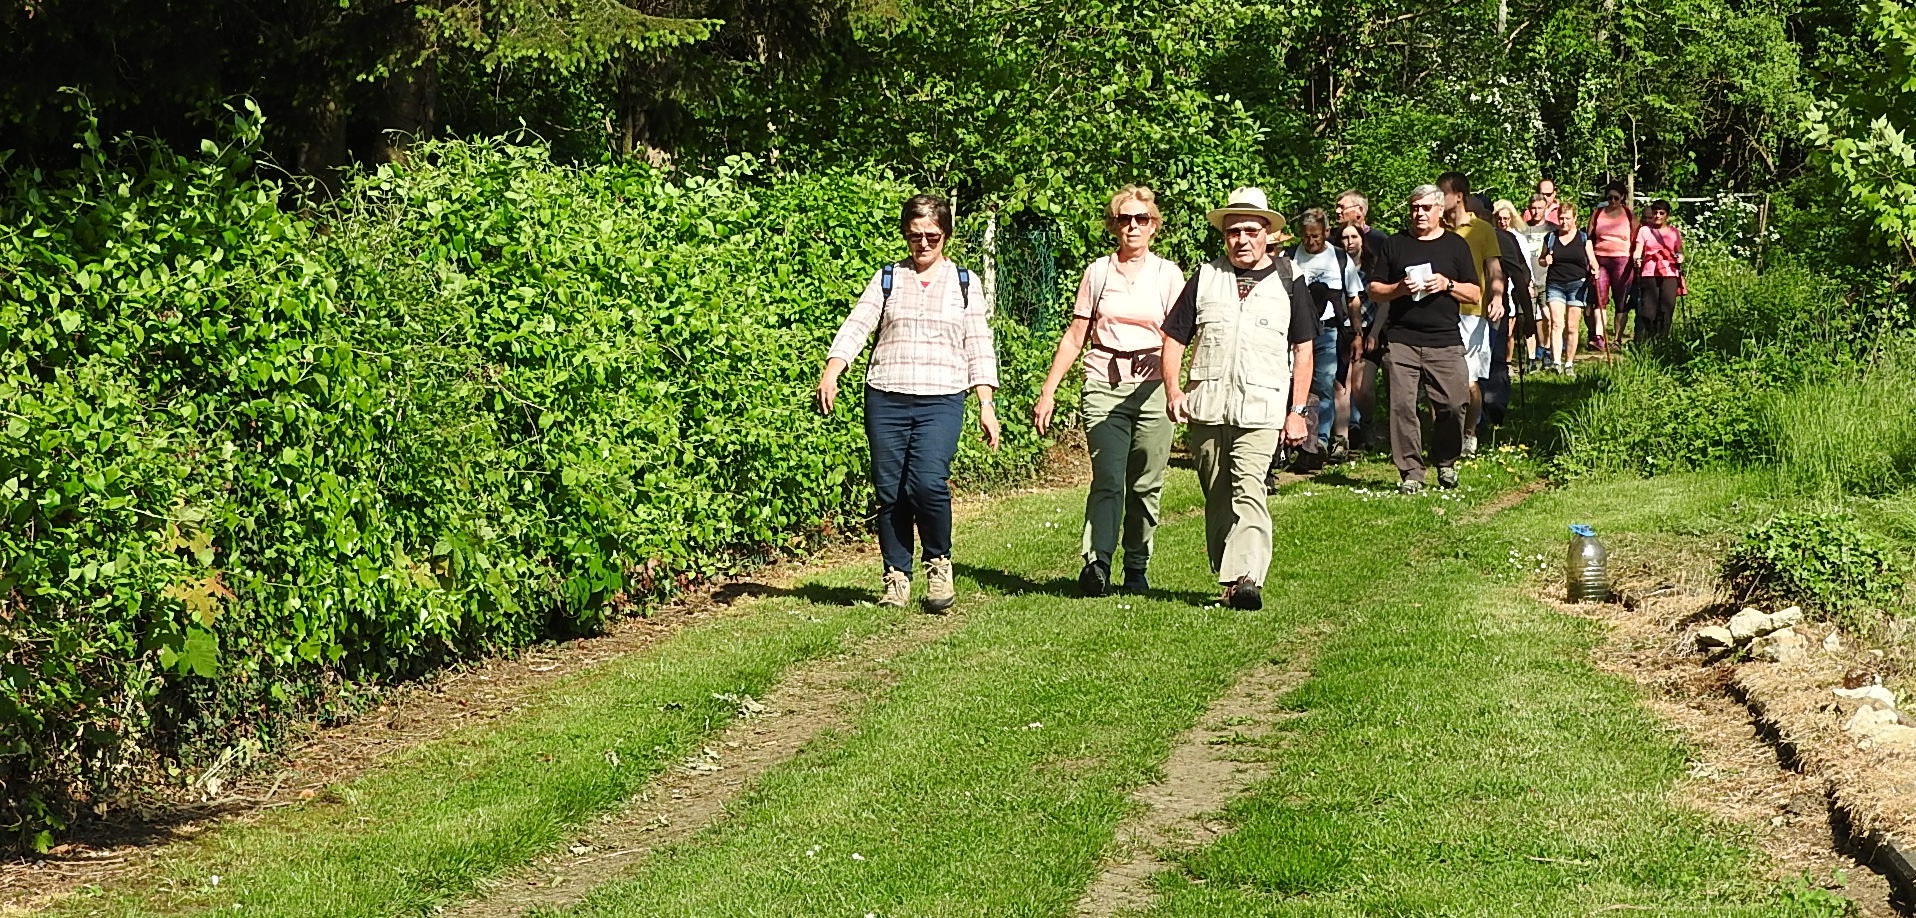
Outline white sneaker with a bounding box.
[1461,433,1478,459]
[879,569,911,608]
[924,557,956,613]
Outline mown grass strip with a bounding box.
[540,463,1479,918]
[43,571,913,918]
[1140,474,1828,918]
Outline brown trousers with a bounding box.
[1384,342,1469,482]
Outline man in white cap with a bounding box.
[1161,187,1317,610]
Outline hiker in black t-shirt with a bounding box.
[1367,184,1481,494]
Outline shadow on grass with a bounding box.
[711,582,871,607]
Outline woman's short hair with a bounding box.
[1491,199,1522,226]
[1296,207,1330,234]
[900,194,954,237]
[1649,198,1674,214]
[1105,185,1161,224]
[1558,200,1579,221]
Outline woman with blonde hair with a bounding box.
[1034,186,1184,596]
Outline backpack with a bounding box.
[881,263,972,309]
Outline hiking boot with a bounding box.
[1289,448,1326,474]
[1461,433,1478,459]
[1078,559,1111,598]
[1121,566,1150,594]
[1223,576,1263,611]
[1437,466,1460,489]
[1327,434,1351,465]
[924,557,956,613]
[1399,477,1425,495]
[879,568,911,608]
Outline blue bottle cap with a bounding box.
[1569,524,1595,537]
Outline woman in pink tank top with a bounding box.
[1587,183,1637,351]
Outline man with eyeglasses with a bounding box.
[1535,179,1565,228]
[1334,191,1389,271]
[1368,184,1481,494]
[1161,188,1316,610]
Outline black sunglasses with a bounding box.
[904,232,945,244]
[1111,212,1154,227]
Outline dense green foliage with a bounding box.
[0,123,1054,849]
[1723,511,1905,629]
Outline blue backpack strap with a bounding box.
[881,263,895,305]
[956,266,972,309]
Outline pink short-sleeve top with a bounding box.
[1072,253,1185,384]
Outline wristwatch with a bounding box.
[1289,405,1310,417]
[1444,278,1456,292]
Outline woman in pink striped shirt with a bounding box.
[1033,186,1183,597]
[817,194,1001,612]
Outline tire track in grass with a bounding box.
[440,608,974,918]
[1072,643,1319,918]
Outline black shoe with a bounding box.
[1289,448,1327,474]
[1327,434,1351,465]
[1079,560,1111,597]
[1121,567,1150,594]
[1223,576,1263,610]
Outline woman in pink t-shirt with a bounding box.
[1034,186,1184,597]
[1587,183,1637,351]
[1631,199,1684,341]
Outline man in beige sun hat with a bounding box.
[1160,187,1317,611]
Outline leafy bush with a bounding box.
[1722,510,1906,629]
[0,125,1059,850]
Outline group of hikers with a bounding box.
[816,177,1686,612]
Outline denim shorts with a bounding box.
[1545,280,1589,308]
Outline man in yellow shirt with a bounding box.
[1436,172,1505,459]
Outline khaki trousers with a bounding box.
[1187,423,1280,586]
[1384,342,1469,482]
[1080,379,1175,570]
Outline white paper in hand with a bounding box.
[1405,263,1433,302]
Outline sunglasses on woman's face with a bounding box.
[905,232,945,244]
[1112,212,1154,227]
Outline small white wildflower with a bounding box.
[851,852,866,861]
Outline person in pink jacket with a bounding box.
[1631,200,1685,341]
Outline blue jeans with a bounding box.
[865,386,966,575]
[1310,325,1338,445]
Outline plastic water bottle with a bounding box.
[1566,524,1609,603]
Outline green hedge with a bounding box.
[0,128,1058,850]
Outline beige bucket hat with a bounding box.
[1206,187,1287,234]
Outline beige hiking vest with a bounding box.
[1183,257,1297,429]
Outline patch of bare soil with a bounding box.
[1073,644,1318,918]
[438,608,969,918]
[1545,558,1915,916]
[0,536,879,915]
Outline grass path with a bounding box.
[39,448,1844,918]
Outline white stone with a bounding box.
[1845,707,1900,734]
[1750,627,1807,663]
[1823,632,1843,652]
[1694,626,1736,650]
[1727,607,1771,642]
[1773,606,1804,627]
[1870,723,1916,748]
[1834,685,1897,711]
